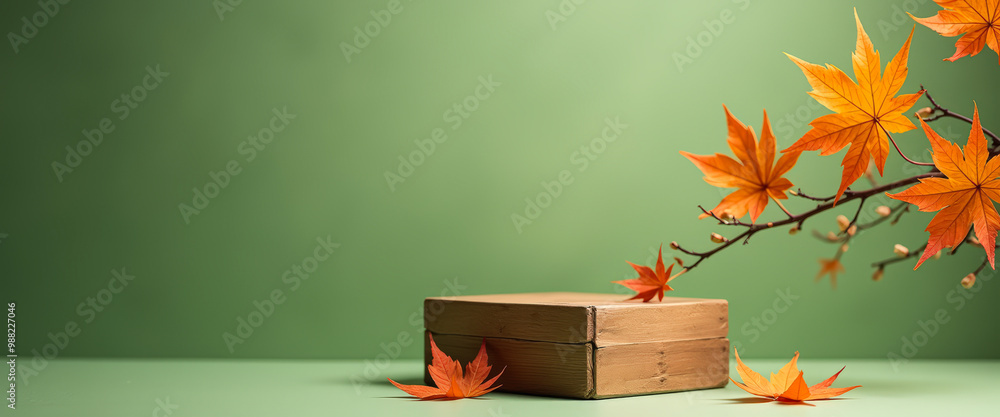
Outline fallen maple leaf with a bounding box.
[911,0,1000,64]
[681,106,801,223]
[388,334,504,400]
[731,349,861,403]
[782,9,924,205]
[816,258,845,289]
[613,245,682,302]
[887,104,999,269]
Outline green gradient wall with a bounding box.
[1,0,997,362]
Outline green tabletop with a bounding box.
[6,358,998,416]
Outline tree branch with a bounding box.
[681,173,941,271]
[921,85,1000,147]
[871,243,927,269]
[791,188,836,202]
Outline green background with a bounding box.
[1,0,997,363]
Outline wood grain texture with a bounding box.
[425,293,727,345]
[425,331,594,399]
[423,293,730,399]
[594,338,730,398]
[424,295,594,344]
[594,299,728,346]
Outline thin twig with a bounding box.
[697,205,750,227]
[950,228,974,255]
[890,204,911,225]
[973,258,989,275]
[856,201,908,230]
[791,188,835,202]
[871,243,928,269]
[684,173,941,271]
[921,85,1000,146]
[842,196,868,234]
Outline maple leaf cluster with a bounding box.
[385,2,997,406]
[618,4,1000,299]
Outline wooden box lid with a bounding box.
[424,292,728,347]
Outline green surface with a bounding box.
[2,0,999,361]
[5,358,1000,416]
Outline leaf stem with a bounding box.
[772,198,794,219]
[921,86,1000,147]
[884,129,935,166]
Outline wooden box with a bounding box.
[423,292,729,399]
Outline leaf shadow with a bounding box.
[719,397,855,407]
[718,397,775,405]
[378,396,466,401]
[378,377,425,386]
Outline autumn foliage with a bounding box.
[681,106,800,223]
[389,335,504,400]
[888,105,1000,269]
[783,10,923,205]
[912,0,1000,64]
[615,5,999,300]
[613,245,683,302]
[731,350,861,402]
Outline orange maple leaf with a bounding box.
[681,106,801,223]
[887,104,999,269]
[731,349,861,403]
[613,245,681,302]
[388,334,504,400]
[816,258,845,289]
[911,0,1000,64]
[782,10,924,205]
